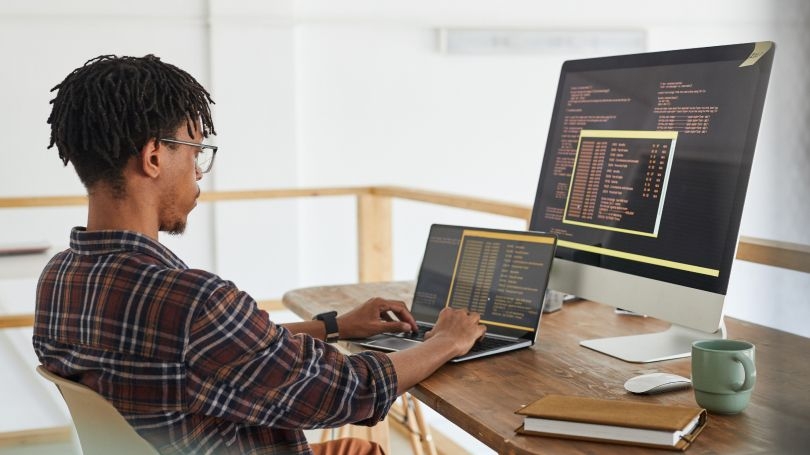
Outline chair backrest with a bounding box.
[36,365,158,455]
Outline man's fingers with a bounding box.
[381,321,413,333]
[382,303,417,331]
[477,324,487,340]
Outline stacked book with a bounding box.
[516,395,707,451]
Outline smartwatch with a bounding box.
[313,311,339,343]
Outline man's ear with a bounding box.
[139,138,162,178]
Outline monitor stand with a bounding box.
[580,321,727,363]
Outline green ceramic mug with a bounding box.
[691,339,756,414]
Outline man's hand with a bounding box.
[424,307,486,357]
[388,307,486,394]
[336,297,418,339]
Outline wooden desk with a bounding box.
[283,281,810,454]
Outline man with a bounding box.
[34,54,485,454]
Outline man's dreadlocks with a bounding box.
[47,54,216,196]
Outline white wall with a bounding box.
[208,1,301,298]
[0,0,808,441]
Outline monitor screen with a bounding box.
[529,42,774,362]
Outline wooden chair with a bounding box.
[35,366,157,455]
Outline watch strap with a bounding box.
[313,311,339,343]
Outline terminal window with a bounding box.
[445,230,552,331]
[563,130,677,237]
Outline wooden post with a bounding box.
[356,194,393,283]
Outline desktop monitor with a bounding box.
[529,42,775,362]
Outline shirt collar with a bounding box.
[69,227,188,269]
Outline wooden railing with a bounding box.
[1,185,809,448]
[2,185,809,330]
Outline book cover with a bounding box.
[515,394,707,451]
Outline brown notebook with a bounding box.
[515,394,707,451]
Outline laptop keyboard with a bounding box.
[468,336,513,353]
[395,323,515,353]
[402,323,431,341]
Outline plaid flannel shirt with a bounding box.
[33,227,398,454]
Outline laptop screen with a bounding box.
[411,225,557,339]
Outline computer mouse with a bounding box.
[624,372,692,394]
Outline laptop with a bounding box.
[350,224,557,362]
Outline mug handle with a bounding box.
[732,353,757,391]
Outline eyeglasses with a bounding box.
[160,138,218,173]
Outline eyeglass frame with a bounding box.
[159,138,218,173]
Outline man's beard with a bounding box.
[159,194,188,235]
[158,186,200,235]
[162,220,187,236]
